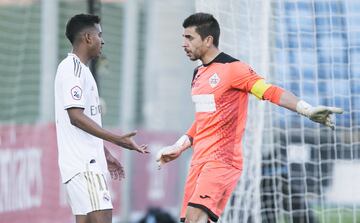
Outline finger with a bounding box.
[136,147,149,154]
[139,149,148,154]
[114,170,121,181]
[157,161,162,170]
[110,171,116,180]
[140,145,150,153]
[119,167,125,179]
[156,155,163,162]
[142,146,150,153]
[156,150,164,161]
[325,117,335,130]
[327,107,344,114]
[135,144,146,151]
[113,169,119,180]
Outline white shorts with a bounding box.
[65,171,113,215]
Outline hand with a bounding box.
[106,152,125,180]
[156,135,192,169]
[308,106,344,130]
[113,131,149,154]
[296,100,344,130]
[156,145,183,168]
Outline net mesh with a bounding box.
[0,2,41,123]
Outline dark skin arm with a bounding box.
[104,146,125,180]
[67,107,148,153]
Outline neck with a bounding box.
[200,47,221,65]
[72,47,91,65]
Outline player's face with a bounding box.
[87,23,104,58]
[182,26,207,61]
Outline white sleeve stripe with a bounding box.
[72,57,82,78]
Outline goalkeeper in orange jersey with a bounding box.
[156,12,343,223]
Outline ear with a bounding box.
[205,36,214,47]
[84,32,92,44]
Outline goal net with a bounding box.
[196,0,360,222]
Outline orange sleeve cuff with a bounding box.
[186,122,196,139]
[263,85,285,105]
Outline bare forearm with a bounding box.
[67,108,148,153]
[278,90,300,112]
[70,113,118,144]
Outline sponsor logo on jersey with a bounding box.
[209,73,220,88]
[71,86,82,100]
[192,94,216,112]
[90,105,102,116]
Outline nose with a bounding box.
[182,39,188,48]
[101,38,105,45]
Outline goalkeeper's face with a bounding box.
[182,26,207,61]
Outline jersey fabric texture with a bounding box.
[55,53,108,183]
[187,52,264,169]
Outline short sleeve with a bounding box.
[186,121,197,139]
[59,60,86,109]
[230,62,263,92]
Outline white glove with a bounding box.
[156,135,191,168]
[296,100,343,130]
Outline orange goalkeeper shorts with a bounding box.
[180,161,242,222]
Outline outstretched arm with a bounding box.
[67,107,148,153]
[273,89,343,129]
[231,63,343,129]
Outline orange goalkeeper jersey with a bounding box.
[187,52,264,169]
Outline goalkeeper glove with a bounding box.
[156,135,191,168]
[296,100,343,130]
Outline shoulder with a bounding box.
[229,59,253,74]
[57,55,83,78]
[214,52,239,64]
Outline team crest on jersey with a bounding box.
[71,86,82,100]
[209,73,220,88]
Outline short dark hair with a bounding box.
[182,12,220,47]
[65,14,101,44]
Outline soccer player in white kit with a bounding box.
[54,14,148,223]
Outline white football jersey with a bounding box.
[55,53,108,183]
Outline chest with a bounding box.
[83,70,99,103]
[191,67,229,96]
